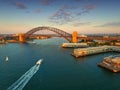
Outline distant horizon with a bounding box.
[0,27,120,35]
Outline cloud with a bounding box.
[14,2,27,9]
[96,22,120,27]
[0,0,28,10]
[49,4,96,25]
[76,4,96,16]
[35,9,41,13]
[40,0,55,5]
[83,4,96,10]
[82,4,96,13]
[49,5,75,25]
[73,22,91,26]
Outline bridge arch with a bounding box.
[25,26,72,42]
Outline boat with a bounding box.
[31,42,36,44]
[27,41,36,44]
[36,59,43,65]
[6,56,9,62]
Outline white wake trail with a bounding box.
[7,64,40,90]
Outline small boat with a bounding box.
[31,42,36,44]
[6,56,9,62]
[36,59,43,65]
[27,41,36,44]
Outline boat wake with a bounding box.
[7,63,41,90]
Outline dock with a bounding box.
[72,46,120,58]
[98,55,120,72]
[62,43,88,48]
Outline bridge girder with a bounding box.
[25,26,72,42]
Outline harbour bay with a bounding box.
[0,38,120,90]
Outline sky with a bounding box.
[0,0,120,34]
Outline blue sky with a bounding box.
[0,0,120,34]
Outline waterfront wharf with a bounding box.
[72,46,120,58]
[62,43,88,48]
[98,55,120,72]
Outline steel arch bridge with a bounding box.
[25,26,72,42]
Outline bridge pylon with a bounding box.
[72,31,78,43]
[19,33,25,43]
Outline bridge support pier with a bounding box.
[72,31,78,43]
[19,33,25,43]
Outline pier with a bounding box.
[62,43,88,48]
[98,55,120,72]
[72,46,120,58]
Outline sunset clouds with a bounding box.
[49,4,96,25]
[97,22,120,27]
[49,5,75,24]
[82,4,96,13]
[40,0,55,5]
[0,0,120,34]
[14,2,27,9]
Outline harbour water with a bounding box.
[0,37,120,90]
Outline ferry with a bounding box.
[36,59,43,65]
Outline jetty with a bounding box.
[98,55,120,72]
[62,43,88,48]
[72,46,120,58]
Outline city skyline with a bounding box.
[0,0,120,34]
